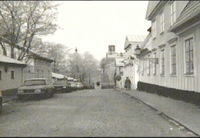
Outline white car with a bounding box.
[17,78,54,99]
[76,82,84,88]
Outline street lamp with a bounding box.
[134,45,159,64]
[134,45,141,56]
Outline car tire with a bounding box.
[46,90,53,98]
[0,97,2,113]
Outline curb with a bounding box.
[116,89,200,137]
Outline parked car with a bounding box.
[76,82,84,89]
[0,91,2,112]
[69,81,77,88]
[53,79,70,93]
[17,78,54,100]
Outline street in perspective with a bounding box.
[1,1,200,137]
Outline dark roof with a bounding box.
[16,45,54,62]
[146,1,160,20]
[30,52,54,63]
[124,35,146,49]
[0,55,26,66]
[170,1,200,32]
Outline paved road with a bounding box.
[0,89,195,137]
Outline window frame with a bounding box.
[170,44,177,76]
[153,52,157,75]
[0,70,2,80]
[152,19,157,39]
[11,71,15,79]
[184,35,195,76]
[160,11,165,34]
[160,49,165,76]
[147,55,151,76]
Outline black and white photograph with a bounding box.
[0,0,200,137]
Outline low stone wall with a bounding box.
[137,81,200,105]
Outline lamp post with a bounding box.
[134,45,159,64]
[75,48,80,80]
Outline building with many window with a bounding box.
[136,1,200,104]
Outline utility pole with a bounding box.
[75,48,79,80]
[89,72,91,86]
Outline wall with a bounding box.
[139,1,200,93]
[22,58,52,82]
[0,64,24,91]
[123,41,142,89]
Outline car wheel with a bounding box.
[0,97,2,113]
[46,90,53,98]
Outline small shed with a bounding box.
[0,55,26,91]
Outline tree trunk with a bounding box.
[11,45,14,58]
[0,42,7,56]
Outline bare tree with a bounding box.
[0,1,58,60]
[67,51,99,86]
[31,40,71,73]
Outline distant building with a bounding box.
[115,56,125,89]
[122,35,146,89]
[101,58,116,88]
[101,45,122,88]
[0,55,26,91]
[23,52,54,82]
[106,45,119,59]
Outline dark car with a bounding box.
[17,78,54,100]
[0,91,2,112]
[53,79,70,93]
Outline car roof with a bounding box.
[24,78,48,81]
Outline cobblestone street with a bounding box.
[0,89,196,137]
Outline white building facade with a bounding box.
[136,1,200,104]
[122,35,146,89]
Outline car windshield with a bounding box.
[54,80,66,85]
[24,80,46,86]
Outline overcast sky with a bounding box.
[42,1,151,61]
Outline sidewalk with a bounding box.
[119,89,200,136]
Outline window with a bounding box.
[141,61,144,76]
[147,55,150,75]
[160,12,165,33]
[185,37,194,75]
[153,52,157,75]
[11,71,15,79]
[152,20,157,38]
[0,71,2,80]
[170,45,176,75]
[170,1,176,26]
[160,49,165,75]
